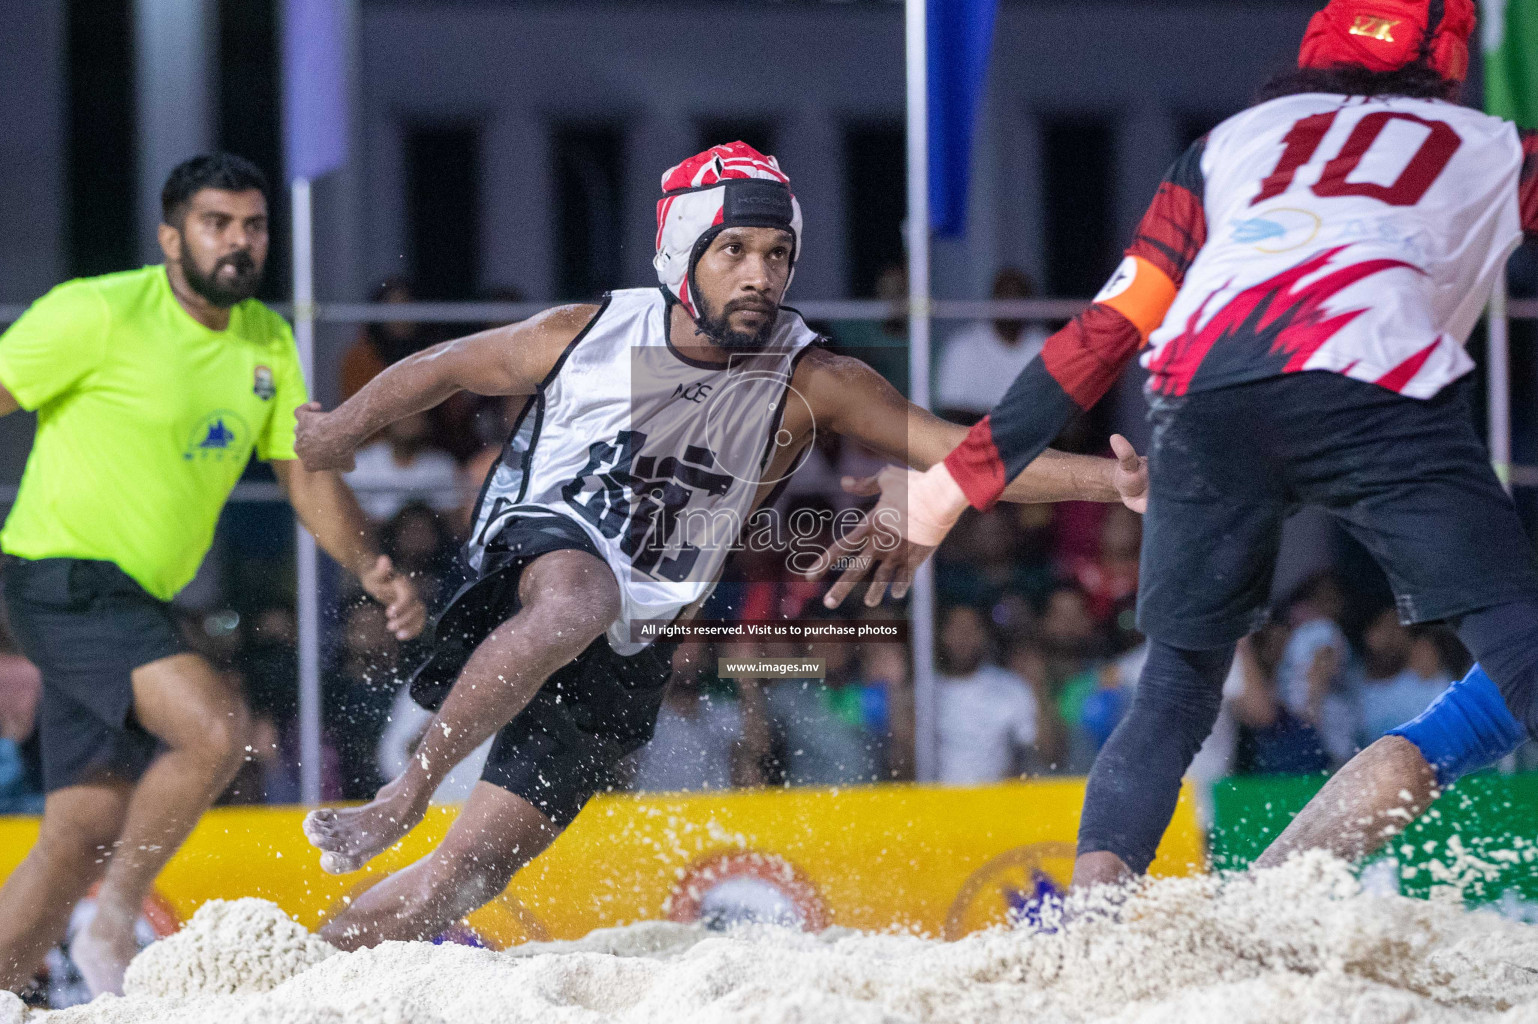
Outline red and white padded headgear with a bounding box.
[1298,0,1475,82]
[654,142,803,317]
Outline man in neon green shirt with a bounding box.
[0,154,426,997]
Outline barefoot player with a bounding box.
[826,0,1538,888]
[0,153,426,996]
[292,143,1148,948]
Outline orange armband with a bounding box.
[1092,255,1177,341]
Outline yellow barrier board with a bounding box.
[0,780,1202,947]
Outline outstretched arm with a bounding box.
[293,303,598,471]
[805,343,1149,608]
[802,348,1141,505]
[814,140,1207,607]
[944,140,1207,510]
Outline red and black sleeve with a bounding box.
[942,139,1209,510]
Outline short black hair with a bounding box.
[161,153,270,227]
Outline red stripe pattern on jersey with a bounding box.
[1147,246,1421,397]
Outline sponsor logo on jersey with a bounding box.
[1232,207,1321,254]
[183,410,252,461]
[253,364,276,400]
[672,381,714,404]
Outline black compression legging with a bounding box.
[1080,601,1538,875]
[1077,640,1234,874]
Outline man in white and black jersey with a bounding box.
[290,142,1149,947]
[824,0,1538,886]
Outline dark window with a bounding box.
[406,124,482,301]
[219,0,285,299]
[66,0,136,278]
[696,119,777,159]
[553,124,625,301]
[844,124,906,298]
[1041,116,1115,298]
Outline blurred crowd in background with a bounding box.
[0,269,1500,819]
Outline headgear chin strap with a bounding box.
[1298,0,1474,82]
[654,142,803,318]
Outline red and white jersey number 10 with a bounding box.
[1252,110,1462,208]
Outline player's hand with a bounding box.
[294,402,360,472]
[360,555,428,640]
[1110,433,1148,514]
[812,466,953,609]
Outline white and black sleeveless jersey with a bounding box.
[466,288,819,655]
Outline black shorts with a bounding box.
[1137,372,1538,649]
[1,557,186,792]
[409,514,675,826]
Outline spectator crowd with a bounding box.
[0,271,1493,816]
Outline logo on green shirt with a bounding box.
[184,410,251,462]
[0,266,307,601]
[253,364,276,400]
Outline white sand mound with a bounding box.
[502,919,710,960]
[123,897,337,1000]
[34,853,1538,1023]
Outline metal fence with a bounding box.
[2,296,1536,804]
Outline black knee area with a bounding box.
[1078,640,1233,874]
[1456,599,1538,738]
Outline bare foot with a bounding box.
[1071,850,1133,892]
[71,908,138,997]
[303,775,428,875]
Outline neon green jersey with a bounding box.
[0,266,307,600]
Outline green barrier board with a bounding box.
[1210,772,1538,911]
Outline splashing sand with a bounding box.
[27,854,1538,1023]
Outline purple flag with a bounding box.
[283,0,349,181]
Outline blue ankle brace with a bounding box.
[1389,664,1527,787]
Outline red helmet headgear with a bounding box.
[654,142,802,318]
[1298,0,1475,83]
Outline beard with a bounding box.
[181,246,262,308]
[694,292,779,351]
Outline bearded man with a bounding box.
[0,153,425,995]
[294,142,1148,947]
